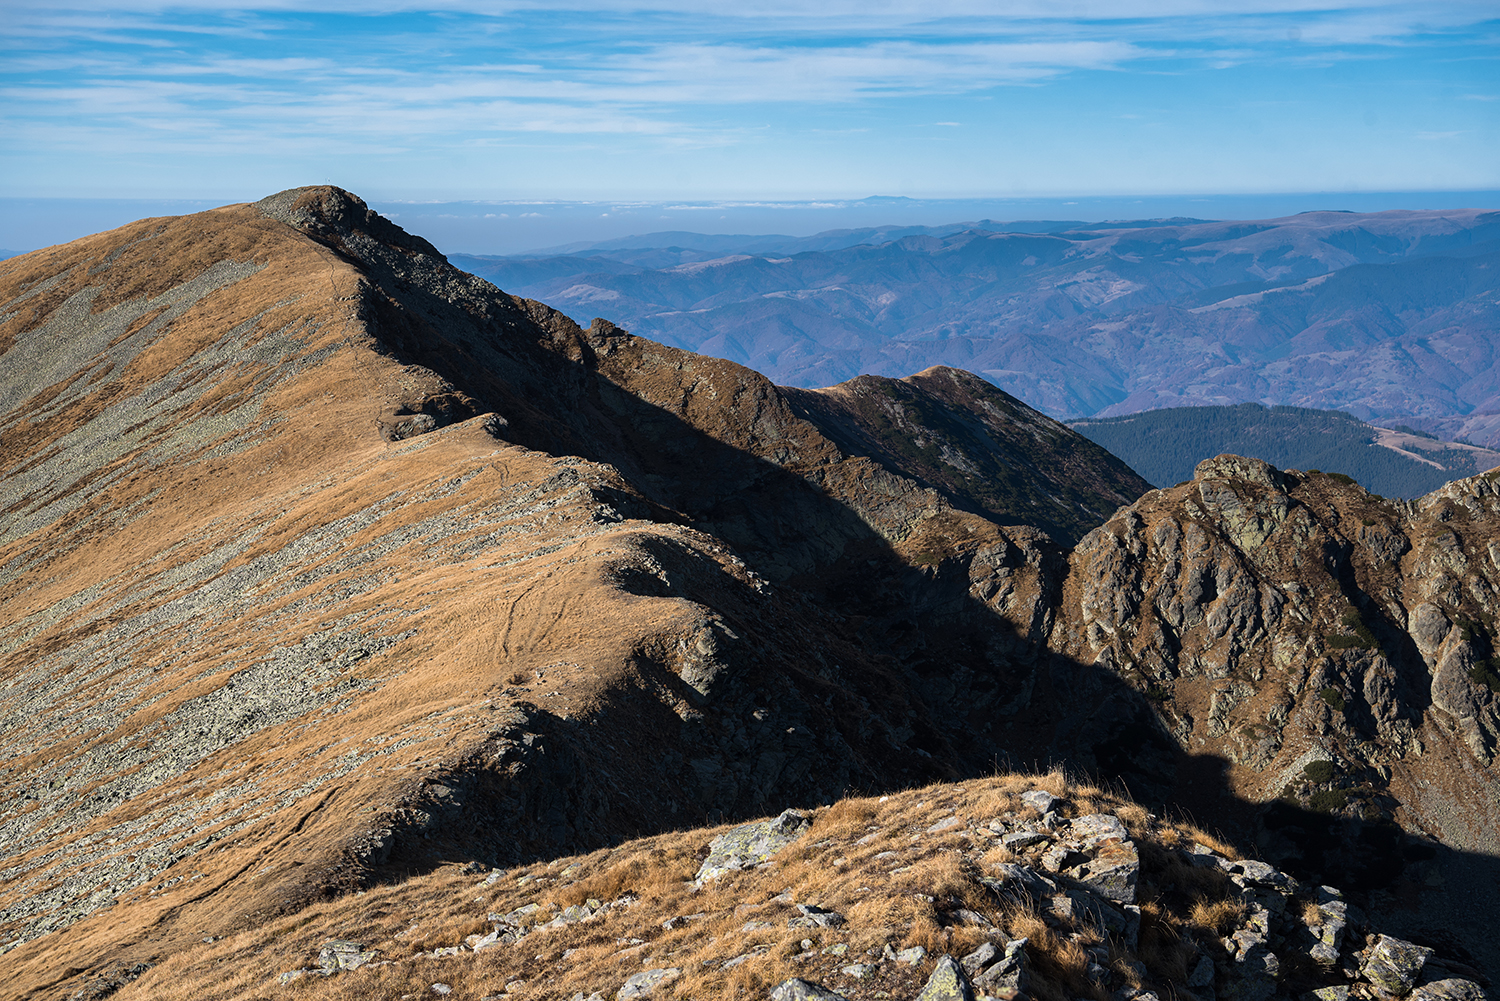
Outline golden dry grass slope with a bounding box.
[2,187,1499,997]
[101,774,1251,1001]
[87,775,1490,1001]
[0,187,1149,999]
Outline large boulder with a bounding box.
[916,955,975,1001]
[769,980,851,1001]
[695,809,811,883]
[1362,936,1433,999]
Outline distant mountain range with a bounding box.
[511,216,1207,258]
[453,209,1500,444]
[1070,402,1500,498]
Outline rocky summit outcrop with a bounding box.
[1,188,1498,999]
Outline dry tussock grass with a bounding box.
[1300,897,1326,927]
[1189,897,1248,936]
[117,771,1251,1001]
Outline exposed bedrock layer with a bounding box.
[0,188,1495,997]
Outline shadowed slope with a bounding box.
[787,367,1150,546]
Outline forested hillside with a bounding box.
[1070,403,1500,497]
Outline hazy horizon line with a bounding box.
[3,188,1498,258]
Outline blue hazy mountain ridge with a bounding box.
[1069,403,1500,498]
[466,216,1207,260]
[491,218,1175,258]
[451,210,1500,441]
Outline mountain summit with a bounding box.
[1,188,1497,997]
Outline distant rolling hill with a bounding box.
[487,216,1203,260]
[452,209,1500,440]
[1069,402,1500,497]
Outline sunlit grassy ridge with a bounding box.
[120,771,1249,1001]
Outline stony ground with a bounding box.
[108,774,1486,1001]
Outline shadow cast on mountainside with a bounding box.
[286,194,1495,982]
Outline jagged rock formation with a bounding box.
[1055,457,1500,860]
[1,188,1497,999]
[1048,455,1500,982]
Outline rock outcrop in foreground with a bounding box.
[111,776,1489,1001]
[1,188,1497,998]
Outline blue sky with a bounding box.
[2,1,1497,207]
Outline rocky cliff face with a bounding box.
[1058,454,1500,821]
[1054,456,1500,975]
[1,188,1496,999]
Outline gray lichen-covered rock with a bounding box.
[1020,790,1058,814]
[1220,925,1280,1001]
[1297,887,1349,966]
[317,939,377,971]
[1019,813,1141,904]
[961,941,999,975]
[1362,936,1434,999]
[1069,814,1129,846]
[972,938,1029,997]
[1001,830,1050,850]
[769,979,852,1001]
[1069,838,1140,904]
[695,809,811,883]
[1408,980,1489,1001]
[787,903,845,929]
[1228,859,1292,890]
[618,967,680,1000]
[1305,987,1350,1001]
[983,863,1055,903]
[916,955,976,1001]
[466,929,501,951]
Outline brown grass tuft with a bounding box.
[1189,897,1248,936]
[1301,897,1325,927]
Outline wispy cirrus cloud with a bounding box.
[1,0,1495,199]
[598,40,1146,101]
